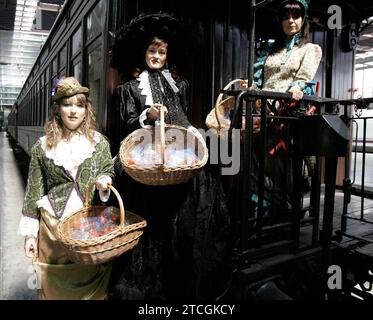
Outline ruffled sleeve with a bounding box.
[19,140,46,237]
[22,141,46,221]
[18,216,39,237]
[96,135,115,182]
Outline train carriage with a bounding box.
[7,0,250,155]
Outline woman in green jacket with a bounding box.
[18,77,114,300]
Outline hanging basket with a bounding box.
[205,79,243,138]
[119,107,208,186]
[56,183,147,265]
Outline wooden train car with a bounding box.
[8,0,370,154]
[7,0,250,155]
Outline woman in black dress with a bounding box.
[110,14,230,300]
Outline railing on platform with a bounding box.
[219,88,352,279]
[339,98,373,245]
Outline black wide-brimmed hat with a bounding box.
[112,12,187,78]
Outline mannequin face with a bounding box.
[145,41,168,70]
[59,95,86,131]
[282,13,302,36]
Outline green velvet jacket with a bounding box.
[22,133,114,219]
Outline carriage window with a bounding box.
[51,76,57,100]
[36,79,41,126]
[52,57,58,76]
[87,46,102,113]
[44,84,49,120]
[44,67,50,112]
[72,27,81,56]
[31,90,35,126]
[86,0,106,42]
[59,45,67,70]
[59,69,66,77]
[73,60,81,81]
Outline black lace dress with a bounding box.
[110,70,231,300]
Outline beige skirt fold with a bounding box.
[34,209,111,300]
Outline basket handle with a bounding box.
[215,78,244,107]
[84,183,126,227]
[159,105,165,167]
[214,79,244,130]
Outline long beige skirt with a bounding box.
[32,209,112,300]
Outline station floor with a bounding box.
[0,132,37,299]
[0,130,372,300]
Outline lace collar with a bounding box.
[138,69,179,106]
[40,132,101,172]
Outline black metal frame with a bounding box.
[223,3,372,298]
[339,98,373,244]
[220,86,352,298]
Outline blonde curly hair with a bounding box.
[44,93,97,150]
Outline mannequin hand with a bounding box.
[95,175,112,191]
[240,79,256,90]
[289,88,304,101]
[146,104,168,121]
[24,236,38,258]
[241,79,249,89]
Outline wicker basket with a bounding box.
[205,79,243,138]
[56,183,147,265]
[119,107,208,186]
